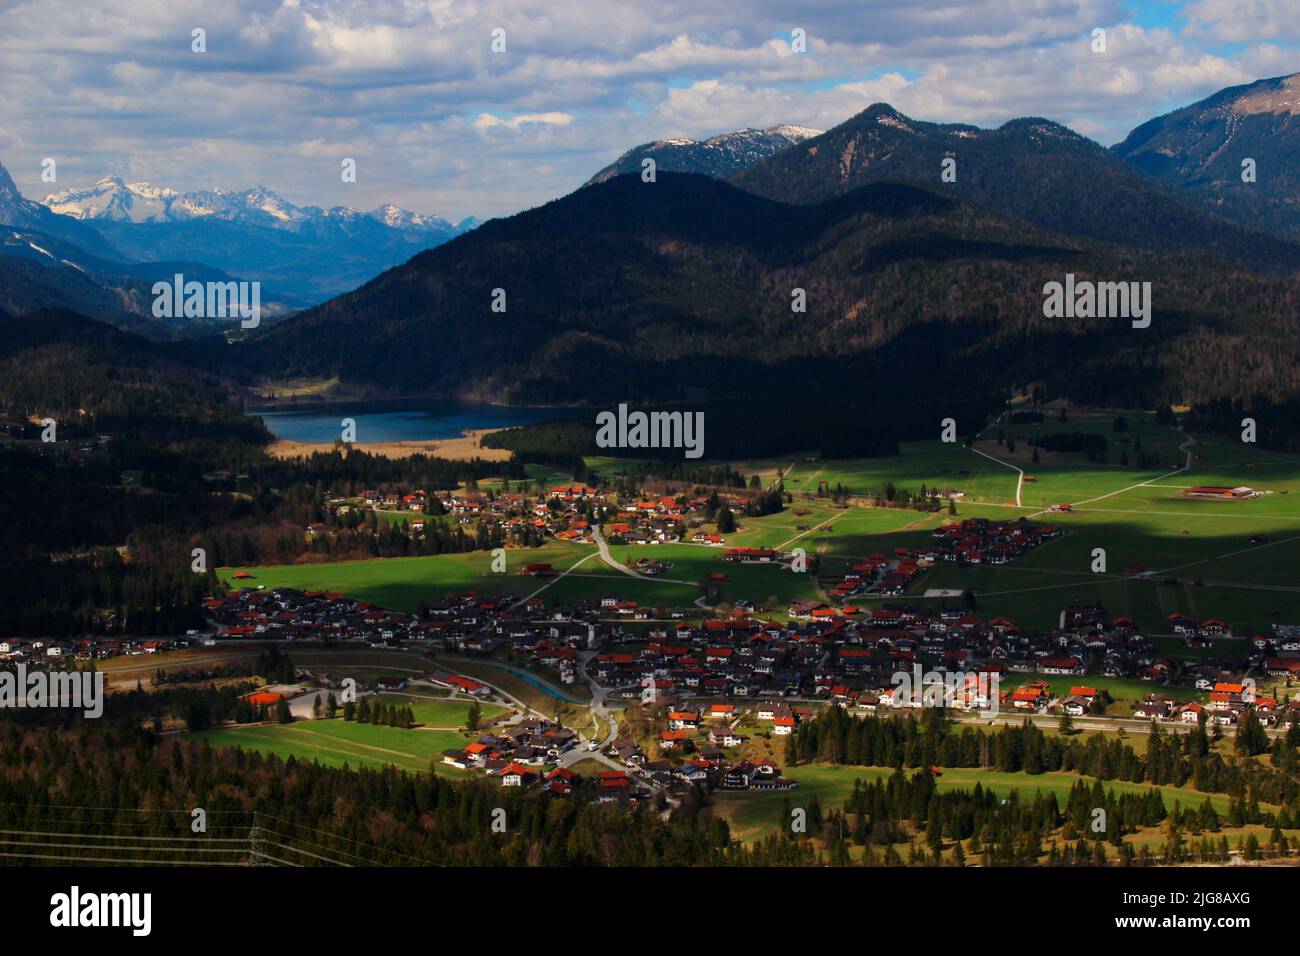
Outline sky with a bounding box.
[1,0,1298,221]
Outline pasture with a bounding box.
[194,718,473,775]
[708,762,1252,845]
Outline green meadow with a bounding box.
[218,542,591,612]
[372,693,507,727]
[194,719,474,775]
[709,762,1248,844]
[793,417,1300,635]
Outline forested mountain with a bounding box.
[729,103,1300,275]
[233,172,1300,419]
[0,309,263,444]
[1113,72,1300,243]
[0,229,302,335]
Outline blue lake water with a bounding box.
[249,402,561,444]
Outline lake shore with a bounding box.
[267,427,511,461]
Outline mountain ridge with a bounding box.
[42,174,473,235]
[231,171,1300,415]
[0,160,481,304]
[584,124,822,185]
[730,101,1300,276]
[1112,71,1300,242]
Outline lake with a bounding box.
[248,401,562,444]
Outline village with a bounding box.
[106,573,1298,808]
[303,482,760,548]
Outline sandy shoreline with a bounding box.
[267,427,512,461]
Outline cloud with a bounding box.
[0,0,1295,221]
[473,112,574,131]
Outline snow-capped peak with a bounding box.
[38,176,459,235]
[766,124,822,140]
[367,203,448,230]
[42,177,174,223]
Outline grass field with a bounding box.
[783,416,1300,635]
[218,542,590,612]
[195,718,474,775]
[708,762,1253,844]
[372,693,507,727]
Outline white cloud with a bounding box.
[474,112,574,131]
[0,0,1294,220]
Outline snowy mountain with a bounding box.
[30,170,479,302]
[0,164,124,258]
[42,176,462,235]
[584,124,822,185]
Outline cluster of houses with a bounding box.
[0,635,190,663]
[312,484,602,545]
[574,598,1173,706]
[206,587,435,643]
[199,581,1300,732]
[1129,681,1292,727]
[305,483,760,549]
[440,717,581,784]
[608,722,797,793]
[830,518,1061,600]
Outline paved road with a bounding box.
[576,650,621,747]
[592,525,696,585]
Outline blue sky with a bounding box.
[1,0,1296,220]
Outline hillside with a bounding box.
[1113,72,1300,242]
[731,104,1300,275]
[232,173,1300,417]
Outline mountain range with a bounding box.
[8,72,1300,429]
[0,162,479,313]
[220,73,1300,418]
[730,103,1300,275]
[232,170,1300,415]
[42,174,475,236]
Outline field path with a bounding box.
[967,444,1024,506]
[591,526,697,585]
[776,512,838,551]
[506,550,601,609]
[289,726,433,762]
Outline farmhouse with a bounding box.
[1184,486,1257,500]
[1133,696,1175,721]
[723,547,780,563]
[1011,686,1051,711]
[428,673,491,696]
[1058,695,1088,717]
